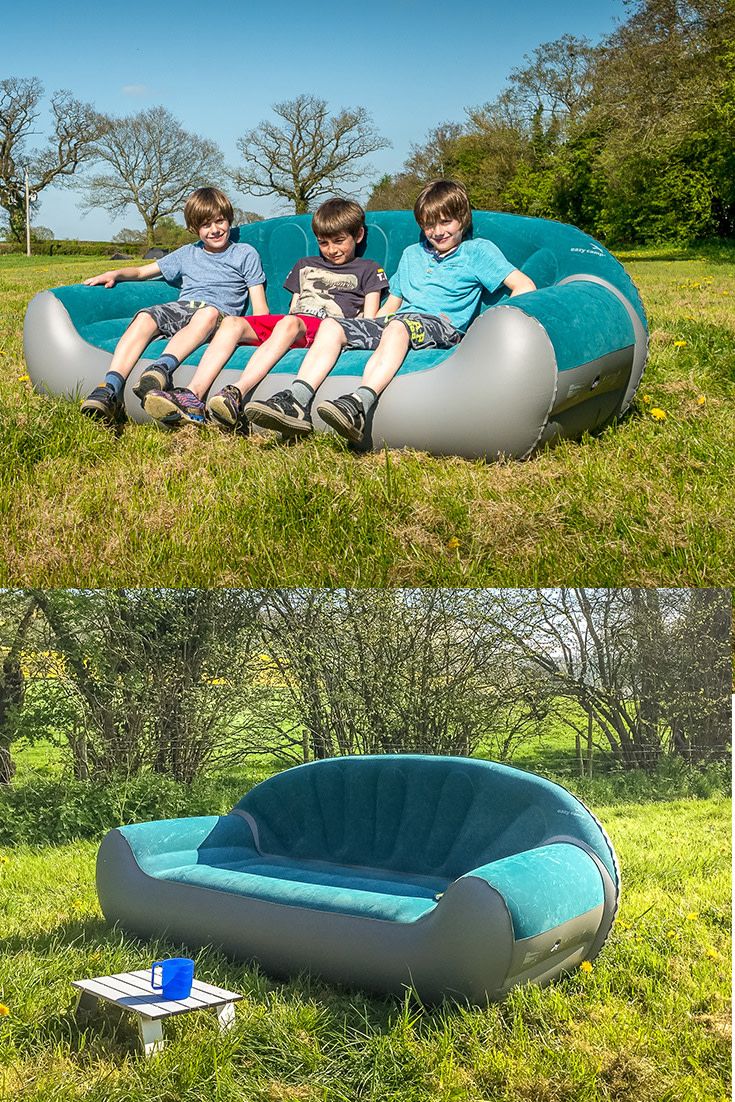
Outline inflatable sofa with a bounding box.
[96,755,620,1002]
[24,211,647,461]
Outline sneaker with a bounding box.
[132,363,173,402]
[316,393,366,445]
[244,390,313,436]
[80,382,125,425]
[207,385,245,431]
[143,387,206,426]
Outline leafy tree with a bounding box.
[81,106,225,247]
[0,77,105,242]
[31,589,268,782]
[233,94,389,214]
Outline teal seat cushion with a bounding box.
[155,853,447,923]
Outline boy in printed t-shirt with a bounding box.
[144,197,387,429]
[246,179,536,444]
[80,187,267,425]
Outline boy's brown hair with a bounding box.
[184,187,234,232]
[312,197,365,240]
[414,179,472,235]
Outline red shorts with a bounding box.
[242,313,322,348]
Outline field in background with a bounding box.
[1,244,734,587]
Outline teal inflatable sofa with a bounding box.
[24,211,646,460]
[96,755,620,1002]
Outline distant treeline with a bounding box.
[367,0,734,245]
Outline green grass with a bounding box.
[1,246,734,586]
[0,793,730,1101]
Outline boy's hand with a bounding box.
[83,271,118,288]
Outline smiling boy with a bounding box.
[246,179,536,444]
[80,187,266,425]
[144,197,387,429]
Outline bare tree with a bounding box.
[0,77,106,241]
[233,94,389,214]
[81,106,225,247]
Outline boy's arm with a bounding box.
[361,291,382,319]
[249,283,269,315]
[377,294,403,317]
[503,269,536,297]
[83,262,162,288]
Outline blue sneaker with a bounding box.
[143,387,206,426]
[81,382,125,425]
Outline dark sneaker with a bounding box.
[244,390,313,436]
[143,387,206,426]
[132,363,173,402]
[207,385,245,431]
[316,393,366,445]
[80,382,125,425]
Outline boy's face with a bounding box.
[197,215,232,253]
[422,216,464,255]
[316,227,363,265]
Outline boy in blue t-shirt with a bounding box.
[80,187,266,425]
[245,179,536,445]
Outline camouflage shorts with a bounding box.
[134,300,224,339]
[338,312,463,352]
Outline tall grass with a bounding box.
[1,246,734,587]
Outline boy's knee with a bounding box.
[198,305,221,328]
[277,315,305,336]
[319,318,345,342]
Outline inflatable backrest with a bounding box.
[233,212,645,328]
[234,755,617,883]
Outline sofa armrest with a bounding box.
[50,279,177,328]
[502,280,636,373]
[461,842,605,940]
[114,813,258,874]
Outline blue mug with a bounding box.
[151,957,195,1000]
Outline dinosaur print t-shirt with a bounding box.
[284,255,387,318]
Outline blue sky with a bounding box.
[7,0,625,239]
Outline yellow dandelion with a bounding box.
[691,281,701,289]
[686,912,698,921]
[673,340,687,349]
[650,407,667,421]
[17,373,30,382]
[617,921,630,931]
[446,537,460,551]
[0,855,7,865]
[579,960,593,973]
[0,1004,9,1017]
[697,396,706,406]
[641,393,651,404]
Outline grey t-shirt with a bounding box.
[284,255,388,318]
[157,240,265,315]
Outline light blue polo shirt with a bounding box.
[390,236,516,332]
[157,240,265,315]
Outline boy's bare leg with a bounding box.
[358,320,411,396]
[243,318,347,437]
[295,319,348,391]
[159,305,222,369]
[316,320,410,445]
[106,312,161,380]
[184,316,259,400]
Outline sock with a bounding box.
[291,380,315,409]
[152,353,180,375]
[354,386,378,414]
[104,371,125,397]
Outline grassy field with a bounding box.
[0,789,729,1102]
[1,245,734,587]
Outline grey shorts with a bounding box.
[134,300,224,339]
[338,312,463,352]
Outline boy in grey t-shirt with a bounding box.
[80,187,266,425]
